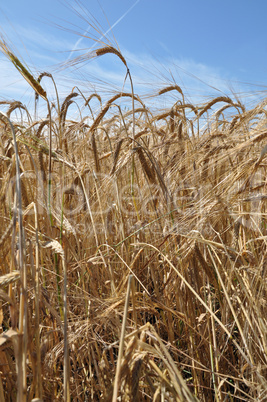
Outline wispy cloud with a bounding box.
[65,0,141,63]
[0,23,262,116]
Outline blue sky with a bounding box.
[1,0,267,112]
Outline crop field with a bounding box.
[0,38,267,401]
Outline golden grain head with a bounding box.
[95,46,127,67]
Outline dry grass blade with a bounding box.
[40,239,70,401]
[146,324,198,401]
[0,111,27,401]
[112,275,133,402]
[137,242,255,369]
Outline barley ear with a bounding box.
[0,39,47,100]
[95,46,127,68]
[110,139,124,175]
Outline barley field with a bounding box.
[0,38,267,401]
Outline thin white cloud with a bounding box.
[65,0,141,63]
[0,24,262,117]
